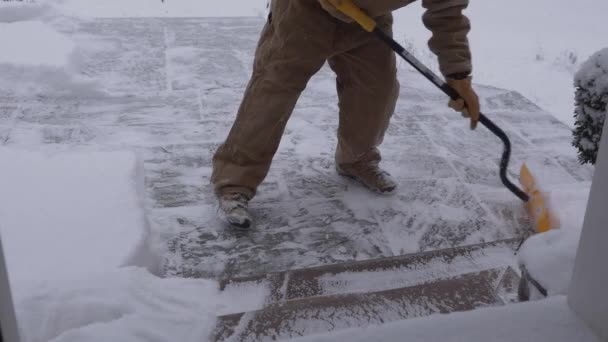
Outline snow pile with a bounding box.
[518,183,591,296]
[0,20,74,67]
[0,148,155,289]
[0,3,100,97]
[15,267,220,342]
[0,148,272,341]
[56,0,268,18]
[0,0,53,23]
[293,296,600,342]
[12,266,271,342]
[573,48,608,164]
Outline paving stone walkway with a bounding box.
[0,18,592,280]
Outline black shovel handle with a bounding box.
[373,29,530,202]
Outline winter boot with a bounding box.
[218,192,253,229]
[337,160,397,194]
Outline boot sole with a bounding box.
[228,219,252,230]
[218,207,253,230]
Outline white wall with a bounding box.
[0,235,20,342]
[569,118,608,341]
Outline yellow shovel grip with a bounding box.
[327,0,377,32]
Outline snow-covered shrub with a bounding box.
[573,48,608,165]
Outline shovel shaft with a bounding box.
[373,29,530,202]
[373,29,529,202]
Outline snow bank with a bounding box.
[518,183,591,296]
[293,296,600,342]
[0,0,53,23]
[0,148,272,342]
[0,20,74,67]
[15,267,219,342]
[0,10,100,97]
[0,148,156,290]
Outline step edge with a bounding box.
[219,238,522,290]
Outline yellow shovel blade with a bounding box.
[520,163,560,233]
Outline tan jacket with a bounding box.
[354,0,472,76]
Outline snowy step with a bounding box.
[219,239,521,304]
[212,268,513,341]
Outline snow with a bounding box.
[0,1,600,340]
[0,148,268,341]
[518,183,591,295]
[317,244,517,296]
[292,296,600,342]
[0,0,53,23]
[0,148,153,289]
[56,0,268,19]
[15,267,220,342]
[10,0,600,126]
[0,5,101,97]
[11,266,270,342]
[393,0,608,128]
[0,20,74,66]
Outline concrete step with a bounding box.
[220,239,521,304]
[212,268,514,341]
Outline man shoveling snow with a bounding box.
[212,0,481,229]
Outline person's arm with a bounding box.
[422,0,472,78]
[423,0,480,129]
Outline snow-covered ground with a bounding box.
[26,0,608,127]
[0,149,153,288]
[0,4,100,97]
[14,265,268,342]
[0,1,602,341]
[0,149,268,341]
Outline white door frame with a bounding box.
[0,234,20,342]
[569,118,608,341]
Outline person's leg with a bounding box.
[211,0,335,227]
[212,0,334,198]
[328,15,400,193]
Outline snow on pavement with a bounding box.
[45,0,608,127]
[291,296,601,342]
[0,20,74,67]
[0,2,600,340]
[0,13,592,281]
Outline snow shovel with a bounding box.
[327,0,558,233]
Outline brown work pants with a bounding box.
[211,0,399,199]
